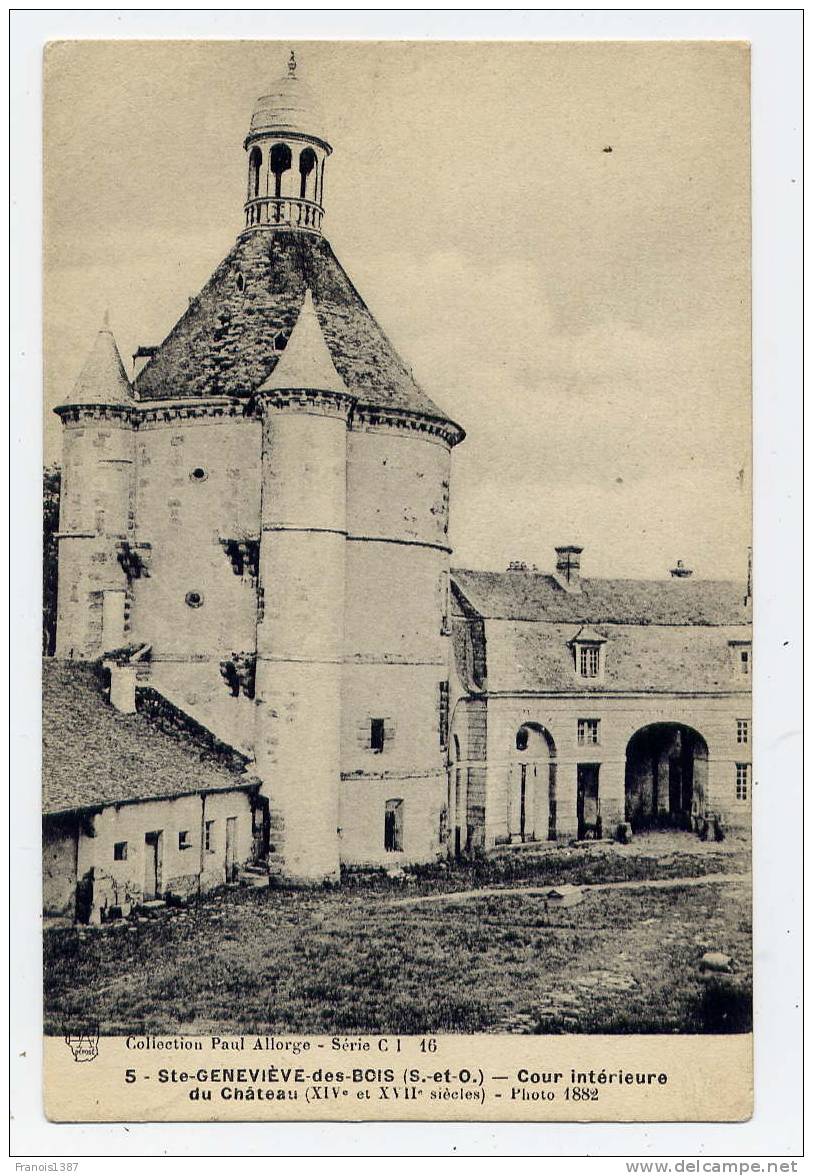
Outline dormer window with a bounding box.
[579,646,600,678]
[570,626,607,682]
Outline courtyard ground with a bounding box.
[44,833,751,1037]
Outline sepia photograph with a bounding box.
[38,37,755,1119]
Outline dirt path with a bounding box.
[391,872,750,906]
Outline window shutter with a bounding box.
[356,718,371,748]
[438,681,450,749]
[439,572,451,635]
[383,718,396,744]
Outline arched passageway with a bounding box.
[625,723,708,831]
[510,723,557,843]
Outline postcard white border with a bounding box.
[10,6,802,1162]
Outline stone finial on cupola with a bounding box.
[243,50,332,237]
[259,289,352,402]
[55,313,134,414]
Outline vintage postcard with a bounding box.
[41,38,752,1123]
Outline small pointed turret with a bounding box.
[259,290,351,398]
[61,318,133,409]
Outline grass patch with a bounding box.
[44,858,751,1036]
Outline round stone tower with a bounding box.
[121,53,466,881]
[53,316,136,659]
[254,290,354,884]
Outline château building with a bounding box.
[44,55,751,921]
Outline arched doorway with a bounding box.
[625,723,708,831]
[511,724,557,842]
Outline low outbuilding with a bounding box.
[43,660,263,923]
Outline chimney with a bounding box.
[132,345,158,380]
[105,662,138,714]
[553,545,583,593]
[102,643,150,714]
[669,560,694,579]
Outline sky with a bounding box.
[43,39,751,580]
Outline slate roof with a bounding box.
[59,319,133,409]
[42,661,257,816]
[480,619,752,694]
[451,569,751,627]
[135,230,463,438]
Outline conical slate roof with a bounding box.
[259,289,350,396]
[62,317,133,408]
[134,231,463,441]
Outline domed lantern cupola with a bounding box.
[243,50,331,235]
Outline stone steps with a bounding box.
[238,863,270,889]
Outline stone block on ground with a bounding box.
[543,884,583,909]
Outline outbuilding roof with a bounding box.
[134,231,463,440]
[451,569,751,627]
[42,661,258,817]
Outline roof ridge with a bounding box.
[451,568,750,626]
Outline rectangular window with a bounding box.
[384,798,404,852]
[735,763,750,801]
[178,830,191,850]
[579,645,600,678]
[736,719,749,744]
[438,681,449,749]
[370,717,386,753]
[577,718,600,746]
[204,821,215,853]
[740,647,751,674]
[113,841,127,862]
